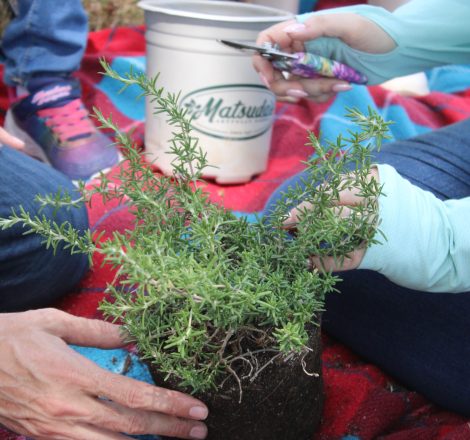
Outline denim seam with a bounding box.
[13,0,40,85]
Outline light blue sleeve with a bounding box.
[298,0,470,84]
[358,164,470,293]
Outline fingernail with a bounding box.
[190,425,208,439]
[284,23,306,33]
[189,406,208,419]
[332,83,352,92]
[278,96,300,104]
[286,89,308,98]
[283,211,294,225]
[259,74,270,88]
[305,258,314,270]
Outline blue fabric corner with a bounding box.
[96,56,146,121]
[71,346,159,440]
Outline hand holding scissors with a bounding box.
[219,39,368,85]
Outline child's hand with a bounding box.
[284,168,380,272]
[253,12,396,102]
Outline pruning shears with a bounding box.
[219,39,368,85]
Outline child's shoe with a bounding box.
[5,76,120,181]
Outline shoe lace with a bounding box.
[38,99,97,144]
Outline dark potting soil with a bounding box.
[149,326,323,440]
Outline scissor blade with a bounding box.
[218,39,297,61]
[218,39,266,53]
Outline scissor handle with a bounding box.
[273,52,368,85]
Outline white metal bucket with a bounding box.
[138,0,293,184]
[245,0,300,14]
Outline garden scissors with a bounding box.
[219,39,368,85]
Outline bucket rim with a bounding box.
[137,0,294,23]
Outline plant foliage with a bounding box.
[0,61,389,393]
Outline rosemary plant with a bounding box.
[0,61,389,393]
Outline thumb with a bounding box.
[47,310,128,348]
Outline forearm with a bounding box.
[359,164,470,293]
[299,0,470,83]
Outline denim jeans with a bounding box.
[0,147,89,312]
[1,0,88,85]
[263,119,470,415]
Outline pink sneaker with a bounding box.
[5,76,120,181]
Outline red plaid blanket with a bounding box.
[2,2,470,438]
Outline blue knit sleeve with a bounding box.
[297,0,470,84]
[358,164,470,293]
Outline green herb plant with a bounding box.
[0,61,389,397]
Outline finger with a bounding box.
[37,422,132,440]
[284,192,352,227]
[309,92,335,103]
[284,202,352,230]
[276,95,301,104]
[0,127,25,150]
[301,77,352,98]
[270,76,348,101]
[332,205,353,219]
[253,55,286,88]
[253,54,276,85]
[39,309,127,348]
[256,18,298,48]
[284,14,362,44]
[0,416,27,439]
[1,414,132,440]
[59,318,126,348]
[254,19,299,85]
[336,186,368,206]
[285,173,380,221]
[309,251,364,272]
[335,169,381,206]
[284,201,313,227]
[89,400,207,439]
[88,369,208,421]
[309,255,337,272]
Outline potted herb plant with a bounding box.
[1,62,388,440]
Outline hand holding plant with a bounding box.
[285,167,381,272]
[0,309,208,440]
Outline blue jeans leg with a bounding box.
[0,147,89,312]
[262,118,470,415]
[1,0,88,86]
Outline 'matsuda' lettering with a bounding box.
[183,98,274,123]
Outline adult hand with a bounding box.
[0,308,208,440]
[284,168,379,272]
[253,12,396,102]
[0,126,25,150]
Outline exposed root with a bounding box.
[301,347,320,377]
[226,364,243,404]
[249,352,283,383]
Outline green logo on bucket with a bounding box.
[181,84,275,140]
